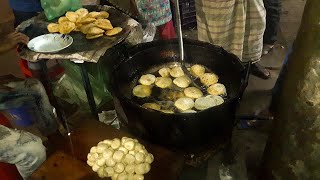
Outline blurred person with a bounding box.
[195,0,270,79]
[0,0,28,76]
[0,124,47,179]
[0,0,56,179]
[131,0,177,40]
[262,0,282,55]
[9,0,43,27]
[0,76,58,179]
[0,32,29,54]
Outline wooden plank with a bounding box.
[31,151,100,180]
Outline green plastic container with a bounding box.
[40,0,82,20]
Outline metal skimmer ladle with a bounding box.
[174,0,207,93]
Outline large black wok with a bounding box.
[110,39,250,151]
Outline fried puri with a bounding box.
[207,83,227,96]
[105,27,123,36]
[170,66,184,78]
[132,85,152,98]
[174,97,194,111]
[155,77,172,89]
[87,27,105,35]
[139,74,156,86]
[142,103,161,111]
[86,33,103,39]
[158,67,171,77]
[80,23,95,34]
[59,21,75,34]
[94,19,113,30]
[75,8,89,18]
[190,64,205,77]
[47,23,59,33]
[200,73,219,86]
[58,16,69,24]
[173,76,191,88]
[184,87,203,99]
[66,11,78,22]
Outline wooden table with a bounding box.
[32,114,185,180]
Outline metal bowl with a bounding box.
[27,34,73,53]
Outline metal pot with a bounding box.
[110,39,250,151]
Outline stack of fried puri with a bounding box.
[47,8,123,39]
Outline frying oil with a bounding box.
[130,62,228,113]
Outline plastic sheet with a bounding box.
[125,19,155,46]
[53,61,112,109]
[41,0,82,20]
[98,110,120,129]
[0,79,58,136]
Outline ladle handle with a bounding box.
[174,0,184,62]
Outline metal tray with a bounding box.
[20,5,131,55]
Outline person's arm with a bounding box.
[0,125,46,179]
[0,32,29,54]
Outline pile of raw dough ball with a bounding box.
[87,137,154,180]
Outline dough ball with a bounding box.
[184,87,203,99]
[200,73,219,86]
[174,97,194,111]
[139,74,156,85]
[170,66,184,78]
[207,83,227,96]
[133,174,144,180]
[190,64,205,77]
[104,167,114,177]
[173,76,191,88]
[155,77,172,89]
[114,163,125,173]
[132,85,152,98]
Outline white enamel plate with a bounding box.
[27,33,73,53]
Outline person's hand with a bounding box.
[0,32,29,54]
[6,32,29,47]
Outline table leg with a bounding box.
[78,63,98,119]
[38,60,67,128]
